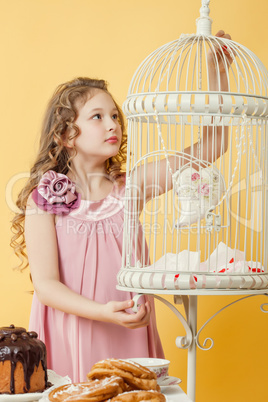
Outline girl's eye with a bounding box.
[112,113,119,120]
[92,114,101,120]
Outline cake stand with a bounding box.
[117,286,268,402]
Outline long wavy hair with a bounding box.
[11,77,127,270]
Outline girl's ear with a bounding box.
[63,138,74,149]
[62,128,75,149]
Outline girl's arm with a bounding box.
[136,30,232,203]
[25,195,151,329]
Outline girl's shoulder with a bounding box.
[31,170,81,215]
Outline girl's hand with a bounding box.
[215,30,233,70]
[101,299,151,329]
[208,30,233,73]
[207,30,234,92]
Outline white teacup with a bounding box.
[126,358,170,384]
[173,164,225,227]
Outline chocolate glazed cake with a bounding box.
[0,324,48,394]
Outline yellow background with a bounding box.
[1,0,267,401]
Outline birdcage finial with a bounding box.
[196,0,212,35]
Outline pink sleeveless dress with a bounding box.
[29,173,164,382]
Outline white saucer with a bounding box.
[159,376,182,386]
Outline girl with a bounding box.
[12,78,164,382]
[11,30,232,382]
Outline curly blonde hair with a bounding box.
[11,77,127,270]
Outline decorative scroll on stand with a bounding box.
[132,292,268,402]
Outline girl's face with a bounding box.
[69,90,122,165]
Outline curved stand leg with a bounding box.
[196,294,268,350]
[132,294,193,348]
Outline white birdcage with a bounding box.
[118,0,268,292]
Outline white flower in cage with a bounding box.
[173,164,225,227]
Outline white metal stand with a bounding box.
[186,296,197,401]
[118,287,268,402]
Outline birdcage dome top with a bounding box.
[124,33,268,121]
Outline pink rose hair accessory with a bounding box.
[32,170,81,214]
